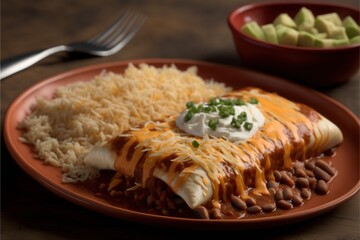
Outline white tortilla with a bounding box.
[84,113,343,210]
[84,148,213,208]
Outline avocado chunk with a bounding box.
[276,25,299,46]
[317,12,342,26]
[261,24,278,44]
[309,27,319,34]
[315,17,333,34]
[314,38,335,48]
[333,38,350,46]
[314,38,349,47]
[241,21,266,41]
[298,31,317,47]
[316,32,327,39]
[343,16,360,39]
[273,13,297,28]
[294,7,315,31]
[331,26,349,40]
[315,19,348,40]
[350,36,360,45]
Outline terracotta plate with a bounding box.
[4,59,360,230]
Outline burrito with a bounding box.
[84,87,343,217]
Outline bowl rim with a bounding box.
[227,0,360,52]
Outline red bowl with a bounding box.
[228,1,360,88]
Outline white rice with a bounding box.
[18,63,231,182]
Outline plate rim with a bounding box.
[4,58,360,229]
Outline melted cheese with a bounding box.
[107,88,342,208]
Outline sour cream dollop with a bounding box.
[176,98,265,142]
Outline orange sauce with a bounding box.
[110,88,328,207]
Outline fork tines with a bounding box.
[89,10,146,49]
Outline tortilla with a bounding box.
[84,87,343,210]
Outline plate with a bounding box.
[4,59,360,229]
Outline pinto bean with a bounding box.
[315,180,329,195]
[301,188,311,200]
[296,177,309,188]
[230,195,247,211]
[283,187,294,201]
[246,198,257,207]
[268,188,276,195]
[210,208,222,219]
[308,177,317,190]
[146,195,155,206]
[266,180,278,190]
[276,200,293,210]
[314,166,331,182]
[274,189,283,201]
[262,203,276,213]
[195,206,209,219]
[306,169,315,178]
[294,167,307,178]
[315,160,335,176]
[305,161,315,171]
[281,174,295,187]
[247,205,262,214]
[292,195,303,206]
[274,170,282,182]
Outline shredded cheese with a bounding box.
[112,88,329,206]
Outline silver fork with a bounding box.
[0,10,145,80]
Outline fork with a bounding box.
[0,10,145,80]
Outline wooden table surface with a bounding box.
[1,0,359,239]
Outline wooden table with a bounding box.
[1,0,359,239]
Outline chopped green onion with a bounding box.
[188,106,196,113]
[220,99,234,106]
[210,105,217,112]
[196,104,203,112]
[219,110,229,118]
[218,105,235,118]
[209,97,219,106]
[238,111,247,122]
[184,111,193,122]
[230,107,235,115]
[203,106,212,113]
[186,101,195,109]
[231,117,241,129]
[234,98,245,106]
[208,119,219,130]
[192,140,200,148]
[248,97,259,104]
[244,122,253,131]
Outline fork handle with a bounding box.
[0,45,68,80]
